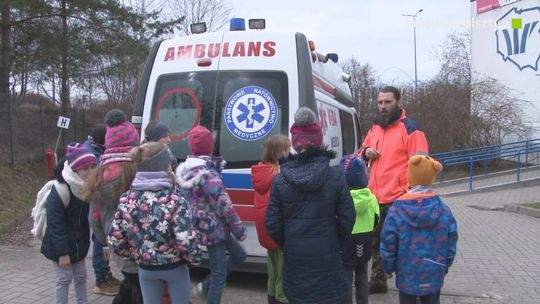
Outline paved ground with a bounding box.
[0,170,539,304]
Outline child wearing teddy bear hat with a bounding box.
[380,155,458,304]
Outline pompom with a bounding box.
[105,109,127,127]
[294,107,317,126]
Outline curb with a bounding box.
[504,204,540,218]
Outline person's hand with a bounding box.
[102,247,111,261]
[384,273,393,280]
[59,255,71,268]
[365,148,380,160]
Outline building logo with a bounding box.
[496,6,540,71]
[224,86,278,141]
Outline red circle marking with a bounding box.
[154,88,202,141]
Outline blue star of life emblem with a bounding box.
[224,86,278,141]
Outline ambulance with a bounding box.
[132,18,362,272]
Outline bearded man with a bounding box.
[358,86,429,294]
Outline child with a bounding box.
[108,142,201,304]
[339,154,379,304]
[41,144,97,304]
[83,123,122,295]
[143,120,179,171]
[380,155,458,304]
[176,125,247,304]
[84,109,142,304]
[251,135,291,304]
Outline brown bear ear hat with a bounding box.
[407,155,443,188]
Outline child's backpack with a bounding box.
[31,180,70,240]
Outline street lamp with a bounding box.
[402,9,423,93]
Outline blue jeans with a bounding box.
[92,234,110,282]
[399,291,441,304]
[138,265,190,304]
[203,234,247,304]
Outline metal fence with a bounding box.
[431,138,540,189]
[0,105,112,164]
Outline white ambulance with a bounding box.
[132,19,362,272]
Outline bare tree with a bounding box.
[470,77,530,146]
[418,31,530,151]
[341,57,379,135]
[168,0,232,35]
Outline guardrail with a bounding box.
[431,139,540,190]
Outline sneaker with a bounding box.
[94,279,120,296]
[368,281,388,294]
[106,272,122,287]
[191,282,205,299]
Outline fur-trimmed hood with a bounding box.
[175,155,226,190]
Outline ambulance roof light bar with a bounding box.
[230,18,245,31]
[248,19,265,30]
[190,22,207,34]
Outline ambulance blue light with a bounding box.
[230,18,245,31]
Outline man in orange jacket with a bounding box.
[358,86,429,294]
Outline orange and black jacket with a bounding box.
[359,110,428,204]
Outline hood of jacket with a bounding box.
[280,147,334,192]
[350,188,373,215]
[394,193,442,228]
[251,163,276,195]
[175,155,225,190]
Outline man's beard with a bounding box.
[375,107,402,128]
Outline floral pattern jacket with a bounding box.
[176,155,247,246]
[108,187,202,269]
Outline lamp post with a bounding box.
[403,9,423,93]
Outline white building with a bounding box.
[471,0,540,139]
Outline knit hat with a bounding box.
[104,109,140,148]
[146,122,171,142]
[90,123,106,146]
[66,143,97,172]
[290,107,323,150]
[136,143,171,172]
[407,155,443,187]
[188,126,213,155]
[339,154,368,189]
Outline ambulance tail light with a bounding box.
[197,58,212,67]
[230,18,245,31]
[190,22,207,34]
[248,19,265,30]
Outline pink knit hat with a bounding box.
[188,126,213,155]
[104,109,140,148]
[290,107,323,150]
[66,144,97,172]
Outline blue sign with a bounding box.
[224,86,278,141]
[496,6,540,71]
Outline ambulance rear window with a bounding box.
[152,71,288,168]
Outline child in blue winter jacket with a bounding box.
[380,155,458,304]
[176,126,247,304]
[108,142,201,304]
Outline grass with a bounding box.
[0,162,48,235]
[522,203,540,209]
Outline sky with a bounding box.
[227,0,472,84]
